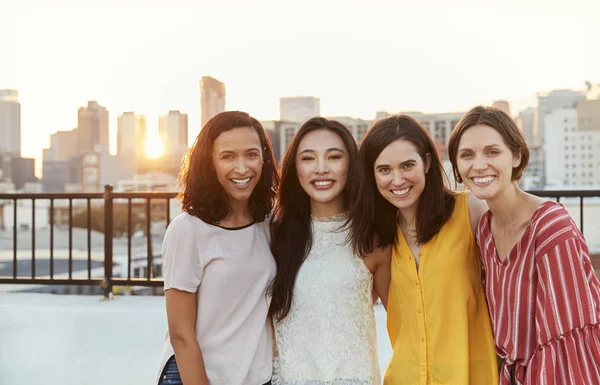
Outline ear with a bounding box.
[424,153,432,174]
[513,150,522,168]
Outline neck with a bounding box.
[486,182,526,226]
[310,196,345,219]
[398,203,417,230]
[225,200,253,226]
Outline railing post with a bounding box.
[103,184,114,299]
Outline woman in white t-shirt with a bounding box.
[269,117,391,385]
[157,111,279,385]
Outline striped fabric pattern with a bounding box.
[477,201,600,385]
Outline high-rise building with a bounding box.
[325,116,373,144]
[544,108,600,187]
[159,111,188,157]
[260,120,302,163]
[200,76,226,128]
[515,107,535,146]
[77,101,109,153]
[43,129,79,162]
[117,112,147,156]
[577,99,600,131]
[0,89,21,156]
[279,96,320,124]
[492,100,511,115]
[535,90,585,147]
[515,107,543,189]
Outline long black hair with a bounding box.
[268,117,358,322]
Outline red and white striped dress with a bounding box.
[477,201,600,385]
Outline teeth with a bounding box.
[473,176,495,184]
[392,187,411,196]
[232,177,250,185]
[313,180,333,187]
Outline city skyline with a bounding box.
[1,0,599,175]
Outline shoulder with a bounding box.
[466,190,488,220]
[532,201,583,256]
[164,212,206,240]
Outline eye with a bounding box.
[402,163,415,169]
[329,154,342,160]
[377,166,391,174]
[221,154,234,160]
[487,149,499,155]
[300,156,314,161]
[459,152,473,159]
[247,152,260,158]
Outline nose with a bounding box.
[392,170,406,186]
[234,157,248,174]
[472,154,488,172]
[315,157,329,174]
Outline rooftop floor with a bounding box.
[0,293,392,385]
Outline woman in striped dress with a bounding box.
[448,105,600,385]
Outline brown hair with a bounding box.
[349,115,455,256]
[177,111,279,224]
[448,105,529,184]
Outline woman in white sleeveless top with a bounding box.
[269,117,391,385]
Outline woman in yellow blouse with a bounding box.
[348,115,498,385]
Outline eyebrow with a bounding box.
[458,144,501,152]
[298,147,345,155]
[376,159,416,167]
[218,147,261,155]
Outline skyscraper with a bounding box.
[117,112,147,156]
[0,89,21,156]
[200,76,226,128]
[159,110,188,156]
[77,101,109,153]
[279,96,320,124]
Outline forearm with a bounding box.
[172,337,209,385]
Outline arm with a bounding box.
[366,245,392,309]
[161,216,208,385]
[467,191,488,238]
[166,289,209,385]
[530,234,600,383]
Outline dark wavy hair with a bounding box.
[349,115,455,257]
[177,111,279,224]
[268,117,358,322]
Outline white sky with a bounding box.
[1,0,599,176]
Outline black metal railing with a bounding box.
[0,187,598,297]
[0,185,177,298]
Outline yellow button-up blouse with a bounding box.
[384,191,498,385]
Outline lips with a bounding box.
[231,177,251,187]
[391,186,411,197]
[471,176,496,186]
[311,179,335,190]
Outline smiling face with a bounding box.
[212,126,264,205]
[295,129,349,214]
[456,124,521,201]
[373,139,430,216]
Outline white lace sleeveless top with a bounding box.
[273,217,381,385]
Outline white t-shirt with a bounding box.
[157,212,276,385]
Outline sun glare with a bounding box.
[145,136,164,159]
